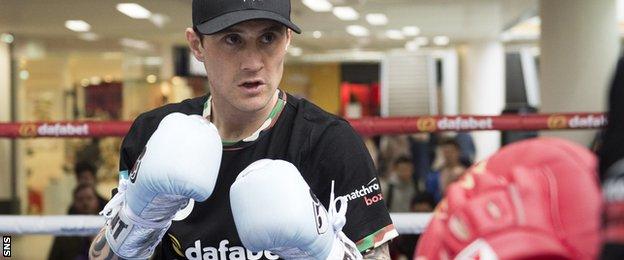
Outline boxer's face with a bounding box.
[187,20,291,114]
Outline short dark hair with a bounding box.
[438,137,460,149]
[74,161,96,177]
[393,156,412,166]
[411,192,436,208]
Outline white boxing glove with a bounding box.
[100,112,222,259]
[230,159,362,260]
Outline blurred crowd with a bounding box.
[364,132,476,259]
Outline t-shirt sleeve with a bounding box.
[119,114,153,173]
[310,120,398,253]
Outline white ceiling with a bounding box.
[0,0,537,54]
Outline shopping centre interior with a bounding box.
[0,0,622,259]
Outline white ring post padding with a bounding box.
[0,213,432,236]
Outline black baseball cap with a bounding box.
[193,0,302,35]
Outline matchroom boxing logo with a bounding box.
[344,178,383,206]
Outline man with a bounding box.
[50,184,101,260]
[89,0,396,259]
[437,138,466,195]
[68,161,107,214]
[384,156,417,213]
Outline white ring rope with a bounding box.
[0,213,431,236]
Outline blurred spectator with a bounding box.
[424,170,442,204]
[389,193,437,260]
[75,138,101,169]
[385,156,417,212]
[68,161,107,214]
[408,133,434,191]
[48,185,100,260]
[454,132,476,167]
[379,135,411,179]
[437,137,466,195]
[411,192,436,213]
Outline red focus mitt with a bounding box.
[415,137,601,260]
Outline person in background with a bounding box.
[49,184,101,260]
[437,137,466,195]
[454,132,476,167]
[385,156,418,212]
[410,192,436,213]
[389,192,437,260]
[68,161,107,214]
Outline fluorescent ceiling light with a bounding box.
[346,25,369,37]
[117,3,152,19]
[433,36,450,46]
[312,31,322,39]
[402,26,420,36]
[78,32,100,41]
[366,13,388,26]
[144,57,163,66]
[149,13,170,28]
[415,36,429,46]
[405,41,420,52]
[302,0,332,12]
[65,20,91,32]
[333,6,359,21]
[288,46,303,56]
[385,30,404,40]
[120,38,153,50]
[1,33,14,44]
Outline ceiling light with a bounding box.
[78,32,99,41]
[312,31,322,39]
[346,25,369,37]
[415,36,429,46]
[405,41,420,52]
[19,70,29,80]
[302,0,333,12]
[288,46,303,56]
[146,74,157,84]
[144,57,162,66]
[433,36,450,46]
[81,78,90,87]
[366,13,388,26]
[1,33,14,44]
[116,3,152,19]
[90,76,102,85]
[120,38,153,50]
[149,13,170,28]
[402,26,420,36]
[385,30,405,40]
[65,20,91,32]
[333,6,359,21]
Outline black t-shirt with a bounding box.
[118,92,397,260]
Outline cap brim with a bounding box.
[196,9,301,35]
